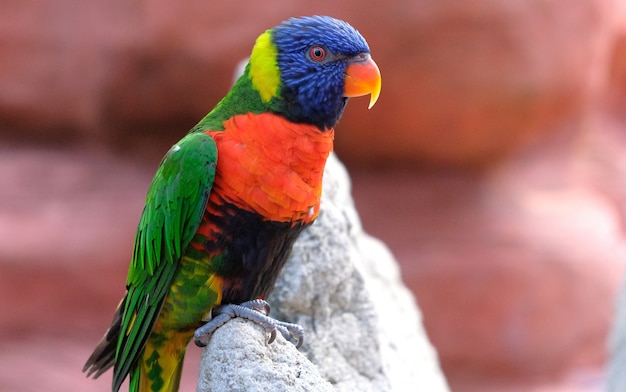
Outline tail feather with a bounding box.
[83,297,124,382]
[84,295,190,392]
[82,334,116,378]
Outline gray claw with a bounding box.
[193,299,304,348]
[275,321,304,348]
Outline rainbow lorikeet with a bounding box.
[83,15,381,392]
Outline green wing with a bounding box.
[112,132,217,391]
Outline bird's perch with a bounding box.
[195,154,449,391]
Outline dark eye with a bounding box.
[308,46,327,62]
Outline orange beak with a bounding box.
[344,54,381,109]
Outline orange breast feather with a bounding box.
[205,112,334,223]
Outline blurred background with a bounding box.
[1,1,626,391]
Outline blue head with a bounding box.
[249,16,381,130]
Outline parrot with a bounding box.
[82,15,381,392]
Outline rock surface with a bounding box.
[198,319,334,392]
[197,154,449,391]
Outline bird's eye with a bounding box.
[308,46,327,62]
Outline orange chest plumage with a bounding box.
[205,112,334,224]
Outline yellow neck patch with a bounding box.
[249,31,280,103]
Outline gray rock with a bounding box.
[197,318,334,392]
[197,154,449,391]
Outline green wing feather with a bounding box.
[112,132,217,391]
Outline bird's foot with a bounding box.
[193,299,304,348]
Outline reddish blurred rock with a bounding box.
[1,0,624,166]
[608,31,626,114]
[340,0,624,167]
[353,114,626,389]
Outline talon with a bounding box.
[194,336,208,348]
[193,311,234,346]
[274,321,304,348]
[192,300,304,348]
[267,328,277,344]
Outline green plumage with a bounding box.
[82,132,218,392]
[190,64,270,134]
[117,132,217,391]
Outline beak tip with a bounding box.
[367,91,380,109]
[367,77,382,109]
